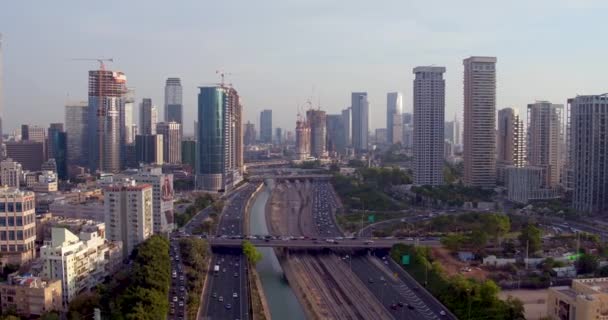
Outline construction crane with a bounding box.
[215,69,232,87]
[72,58,114,71]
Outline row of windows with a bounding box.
[0,200,34,212]
[0,242,33,252]
[0,227,35,241]
[0,214,35,226]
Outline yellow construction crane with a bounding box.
[72,58,114,71]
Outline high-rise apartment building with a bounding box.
[5,141,44,171]
[306,109,328,158]
[139,98,157,135]
[87,69,127,173]
[375,128,388,144]
[326,114,346,155]
[413,66,446,186]
[244,121,256,145]
[527,101,563,188]
[295,115,311,160]
[260,110,272,143]
[342,107,351,147]
[104,181,153,258]
[463,56,497,188]
[568,95,608,214]
[132,166,174,234]
[156,122,181,164]
[65,103,88,166]
[0,187,36,264]
[164,78,183,133]
[351,92,370,152]
[387,92,403,144]
[275,128,283,145]
[135,134,163,165]
[196,86,243,192]
[0,159,21,188]
[403,112,413,126]
[496,108,525,184]
[124,96,135,144]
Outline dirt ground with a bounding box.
[498,289,547,320]
[430,247,489,281]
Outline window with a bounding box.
[8,231,14,241]
[0,232,5,241]
[7,217,13,226]
[15,217,22,226]
[7,203,13,212]
[16,231,22,240]
[0,217,5,226]
[15,203,21,212]
[0,203,4,211]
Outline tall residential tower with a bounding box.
[496,108,525,184]
[527,101,563,187]
[351,92,369,152]
[387,92,403,144]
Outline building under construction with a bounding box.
[295,115,311,160]
[306,109,328,158]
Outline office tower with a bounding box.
[413,66,446,186]
[326,114,345,155]
[295,115,311,160]
[65,103,88,166]
[342,107,351,147]
[496,108,525,184]
[375,128,388,144]
[387,92,403,144]
[0,187,36,264]
[135,134,163,165]
[260,110,272,143]
[47,123,63,158]
[48,130,67,180]
[124,96,135,144]
[0,159,21,188]
[139,98,157,135]
[351,92,369,152]
[275,128,283,145]
[5,141,44,171]
[286,131,294,144]
[132,166,174,234]
[87,69,127,173]
[196,86,243,192]
[527,101,563,188]
[306,109,328,158]
[124,144,137,169]
[104,181,153,258]
[156,122,182,164]
[21,125,46,160]
[568,95,608,214]
[403,112,413,126]
[181,139,196,169]
[463,56,497,188]
[164,78,183,133]
[193,121,198,141]
[244,121,256,145]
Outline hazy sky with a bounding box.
[1,0,607,135]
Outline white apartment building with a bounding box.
[506,166,559,204]
[40,224,122,304]
[497,108,525,184]
[32,171,58,193]
[386,92,403,144]
[131,166,174,234]
[104,180,153,258]
[527,101,563,188]
[413,66,446,186]
[0,158,22,188]
[0,187,36,265]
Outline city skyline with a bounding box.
[2,1,608,135]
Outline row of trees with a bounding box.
[175,194,216,227]
[390,244,525,320]
[67,235,171,320]
[179,237,210,319]
[411,184,494,207]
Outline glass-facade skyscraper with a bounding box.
[164,78,183,135]
[260,110,272,143]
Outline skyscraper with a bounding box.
[387,92,403,144]
[139,98,157,135]
[181,139,196,169]
[444,114,461,146]
[48,124,67,180]
[164,78,183,129]
[496,108,525,184]
[87,69,127,173]
[244,121,256,145]
[351,92,369,152]
[65,103,89,167]
[342,107,351,147]
[413,66,445,186]
[568,94,608,214]
[5,141,44,171]
[196,86,243,192]
[135,134,163,165]
[527,101,563,188]
[463,56,497,188]
[306,109,327,158]
[295,116,311,160]
[124,95,135,144]
[260,110,272,143]
[275,128,283,145]
[156,122,182,164]
[326,114,345,155]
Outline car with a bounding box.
[368,278,374,283]
[173,296,178,302]
[170,308,175,314]
[219,296,224,302]
[225,303,232,310]
[390,304,398,310]
[233,292,238,298]
[180,286,185,292]
[397,302,404,307]
[178,301,184,307]
[440,310,447,316]
[234,272,239,277]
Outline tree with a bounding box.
[597,265,608,277]
[482,214,511,245]
[469,229,489,251]
[243,240,262,265]
[518,224,542,255]
[441,234,466,252]
[41,312,61,320]
[576,254,599,274]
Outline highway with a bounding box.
[201,183,258,320]
[208,237,441,248]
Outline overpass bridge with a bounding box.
[208,238,440,249]
[249,174,332,182]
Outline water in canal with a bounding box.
[249,181,306,320]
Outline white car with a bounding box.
[233,292,238,298]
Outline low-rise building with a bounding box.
[0,158,22,188]
[48,200,104,221]
[507,166,560,204]
[547,277,608,320]
[40,225,122,305]
[0,273,62,317]
[33,171,58,193]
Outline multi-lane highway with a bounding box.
[202,183,258,320]
[208,237,441,249]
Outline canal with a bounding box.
[249,181,306,320]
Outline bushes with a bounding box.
[175,194,215,227]
[390,244,525,320]
[179,237,210,319]
[331,168,410,211]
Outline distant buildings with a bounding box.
[156,122,181,164]
[65,103,89,167]
[568,94,608,214]
[132,166,174,234]
[506,166,559,204]
[260,110,272,143]
[413,66,445,186]
[104,181,153,258]
[386,92,403,144]
[496,108,525,184]
[351,92,369,152]
[164,78,183,134]
[444,114,461,146]
[375,128,387,144]
[244,121,256,145]
[295,115,311,160]
[342,107,351,147]
[547,277,608,320]
[135,134,163,165]
[196,86,243,192]
[0,158,21,187]
[463,56,497,188]
[47,124,67,180]
[275,128,283,145]
[181,139,196,169]
[0,274,62,317]
[0,187,36,264]
[326,114,346,155]
[306,109,327,158]
[5,141,44,171]
[139,98,157,135]
[527,101,563,188]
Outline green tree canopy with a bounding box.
[518,224,542,254]
[576,254,599,274]
[243,240,263,265]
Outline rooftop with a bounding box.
[575,277,608,294]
